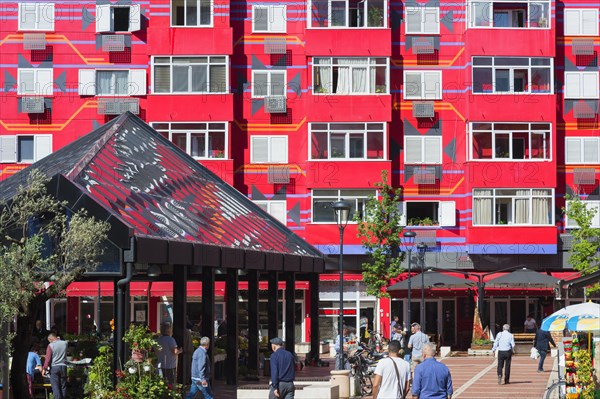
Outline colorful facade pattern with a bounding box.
[0,1,598,277]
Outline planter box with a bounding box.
[470,344,492,350]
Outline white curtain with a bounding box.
[473,189,493,225]
[336,58,366,94]
[515,190,530,224]
[315,59,331,93]
[532,190,550,224]
[369,58,377,93]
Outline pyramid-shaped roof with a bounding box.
[0,113,323,273]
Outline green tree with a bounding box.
[0,170,110,399]
[563,195,600,293]
[355,170,405,297]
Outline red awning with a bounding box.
[67,280,309,297]
[320,274,363,281]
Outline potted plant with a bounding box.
[470,338,493,350]
[123,324,160,362]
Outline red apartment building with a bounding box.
[0,0,598,349]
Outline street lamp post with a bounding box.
[417,243,427,331]
[333,199,351,371]
[402,231,416,328]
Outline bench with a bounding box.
[32,383,52,399]
[513,333,535,354]
[237,381,338,399]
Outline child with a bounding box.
[27,343,43,397]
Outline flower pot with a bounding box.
[131,349,145,362]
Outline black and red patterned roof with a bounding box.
[0,113,322,271]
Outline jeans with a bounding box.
[497,350,512,383]
[538,349,548,371]
[49,365,67,399]
[185,380,213,399]
[269,381,295,399]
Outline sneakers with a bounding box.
[537,369,544,373]
[498,376,502,385]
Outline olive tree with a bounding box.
[0,170,110,399]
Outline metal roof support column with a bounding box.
[115,261,134,381]
[225,268,239,385]
[173,265,187,384]
[201,267,215,363]
[308,273,320,365]
[267,272,279,342]
[285,272,296,353]
[247,269,260,376]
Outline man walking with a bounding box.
[372,340,410,399]
[408,323,429,365]
[42,332,68,399]
[411,343,453,399]
[186,336,212,399]
[269,337,295,399]
[492,324,515,385]
[534,327,556,372]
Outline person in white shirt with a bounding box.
[524,315,537,333]
[372,340,410,399]
[492,324,515,385]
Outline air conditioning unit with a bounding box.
[97,98,140,115]
[573,101,598,119]
[572,38,594,56]
[413,167,437,184]
[102,35,125,52]
[23,33,46,50]
[264,96,286,113]
[268,165,290,184]
[264,37,287,54]
[412,102,435,118]
[20,97,45,113]
[573,168,596,185]
[412,37,435,54]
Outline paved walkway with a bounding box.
[209,353,558,398]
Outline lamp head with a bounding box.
[147,264,161,277]
[403,231,416,246]
[332,199,352,228]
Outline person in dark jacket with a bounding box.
[269,337,295,399]
[534,328,556,372]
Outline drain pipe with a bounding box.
[114,237,136,383]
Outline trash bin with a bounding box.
[330,370,351,399]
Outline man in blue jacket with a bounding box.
[412,342,453,399]
[269,337,295,399]
[534,328,556,372]
[186,336,212,399]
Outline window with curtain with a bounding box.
[405,6,439,34]
[312,189,376,223]
[469,122,551,160]
[565,137,600,164]
[252,71,286,98]
[96,70,128,96]
[473,188,553,225]
[151,122,227,159]
[313,57,388,94]
[404,136,442,164]
[309,122,385,160]
[171,0,212,26]
[307,0,387,28]
[152,56,228,94]
[250,136,288,163]
[467,0,550,29]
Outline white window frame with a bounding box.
[565,200,600,229]
[564,8,599,36]
[251,70,287,98]
[468,122,552,161]
[467,0,551,29]
[17,68,53,96]
[311,189,377,223]
[151,56,229,94]
[565,137,600,164]
[170,0,214,27]
[306,0,388,28]
[254,200,287,225]
[472,188,554,226]
[398,200,456,226]
[472,56,554,94]
[151,122,228,159]
[96,4,141,33]
[78,69,147,96]
[252,5,287,33]
[564,72,599,99]
[403,71,442,100]
[308,122,387,161]
[250,136,288,164]
[405,6,440,34]
[404,136,442,164]
[18,3,55,31]
[313,57,389,95]
[0,134,52,164]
